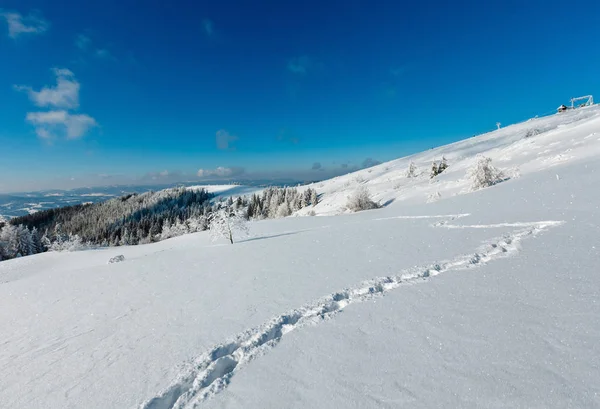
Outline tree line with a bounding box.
[0,186,320,261]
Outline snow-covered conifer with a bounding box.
[276,202,291,218]
[310,189,319,207]
[406,161,417,178]
[430,161,438,178]
[438,156,448,174]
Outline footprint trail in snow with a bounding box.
[140,217,563,409]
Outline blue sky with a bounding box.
[1,0,599,192]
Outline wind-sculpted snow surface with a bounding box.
[140,218,563,409]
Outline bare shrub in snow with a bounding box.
[468,156,506,191]
[307,210,316,216]
[427,191,442,203]
[346,186,380,212]
[208,208,249,244]
[525,128,541,138]
[406,161,417,178]
[108,255,125,264]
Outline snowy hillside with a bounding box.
[304,105,600,215]
[1,107,600,409]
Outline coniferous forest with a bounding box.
[0,186,319,261]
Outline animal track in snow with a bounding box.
[139,218,563,409]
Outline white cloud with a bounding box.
[288,55,311,75]
[16,68,98,140]
[15,68,80,109]
[26,110,97,139]
[0,10,48,38]
[202,19,214,36]
[75,34,91,50]
[197,167,245,178]
[216,129,238,150]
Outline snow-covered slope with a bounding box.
[304,105,600,215]
[1,107,600,409]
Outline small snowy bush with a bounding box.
[468,156,505,191]
[346,186,380,212]
[108,255,125,264]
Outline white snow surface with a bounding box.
[1,107,600,409]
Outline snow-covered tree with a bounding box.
[346,186,380,212]
[468,156,505,191]
[0,224,19,259]
[438,156,448,173]
[430,157,448,178]
[276,202,291,218]
[430,161,438,179]
[310,189,319,207]
[208,208,249,244]
[406,161,417,178]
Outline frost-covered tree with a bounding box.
[438,156,448,174]
[0,224,20,258]
[346,186,380,212]
[468,156,505,191]
[208,208,249,244]
[406,161,417,178]
[276,202,291,218]
[310,189,319,207]
[430,161,439,179]
[430,157,448,178]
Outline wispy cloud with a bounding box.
[197,167,245,178]
[287,55,311,75]
[74,33,117,62]
[0,10,48,38]
[216,129,239,150]
[26,111,97,139]
[15,68,80,109]
[202,19,214,37]
[311,162,323,171]
[75,34,91,50]
[16,68,98,140]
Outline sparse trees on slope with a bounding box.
[208,208,249,244]
[468,156,505,191]
[346,186,380,212]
